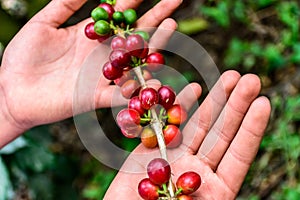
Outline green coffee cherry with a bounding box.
[123,9,137,25]
[94,20,111,35]
[91,7,109,22]
[134,31,150,42]
[113,11,125,24]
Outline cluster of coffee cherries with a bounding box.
[84,1,202,199]
[117,83,188,149]
[139,158,201,200]
[84,0,138,42]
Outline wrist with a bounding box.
[0,71,26,148]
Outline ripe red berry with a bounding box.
[102,62,123,80]
[139,87,159,110]
[84,22,101,40]
[116,108,141,132]
[138,178,159,200]
[139,41,149,59]
[158,85,176,109]
[121,125,142,138]
[121,79,140,99]
[126,34,145,58]
[97,34,110,43]
[147,158,171,185]
[167,104,187,125]
[176,171,201,195]
[109,49,131,68]
[111,36,126,50]
[163,125,182,148]
[141,127,158,148]
[128,96,145,116]
[98,3,115,20]
[142,69,153,81]
[146,52,165,72]
[114,71,133,86]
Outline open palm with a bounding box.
[0,0,182,141]
[105,71,271,199]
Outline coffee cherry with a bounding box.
[98,3,115,20]
[111,36,126,50]
[147,158,171,185]
[142,68,153,81]
[176,171,201,195]
[114,71,133,86]
[84,22,101,40]
[116,108,141,131]
[141,127,158,148]
[123,9,137,25]
[140,41,149,59]
[102,62,123,80]
[94,20,111,36]
[139,87,159,110]
[112,11,125,24]
[91,7,109,21]
[97,34,110,43]
[158,85,176,109]
[109,49,131,68]
[138,178,159,200]
[121,125,142,138]
[135,31,150,42]
[146,52,165,72]
[128,96,145,116]
[178,195,194,200]
[163,125,182,148]
[167,104,187,125]
[126,34,145,57]
[121,79,140,99]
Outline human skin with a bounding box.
[0,0,182,147]
[105,71,271,199]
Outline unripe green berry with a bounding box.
[123,9,137,25]
[91,7,109,21]
[94,20,111,35]
[134,31,150,42]
[112,11,125,24]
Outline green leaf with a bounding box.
[257,0,277,8]
[200,1,230,27]
[291,43,300,63]
[14,144,55,172]
[0,157,13,200]
[263,44,285,70]
[177,17,209,35]
[233,1,248,23]
[224,38,247,67]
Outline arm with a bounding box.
[0,80,25,147]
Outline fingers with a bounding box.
[182,70,241,154]
[175,82,202,112]
[31,0,87,27]
[148,18,177,52]
[114,0,143,11]
[197,74,261,170]
[216,96,271,194]
[136,0,182,27]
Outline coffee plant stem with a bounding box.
[133,66,175,197]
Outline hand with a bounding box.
[0,0,182,147]
[105,71,271,199]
